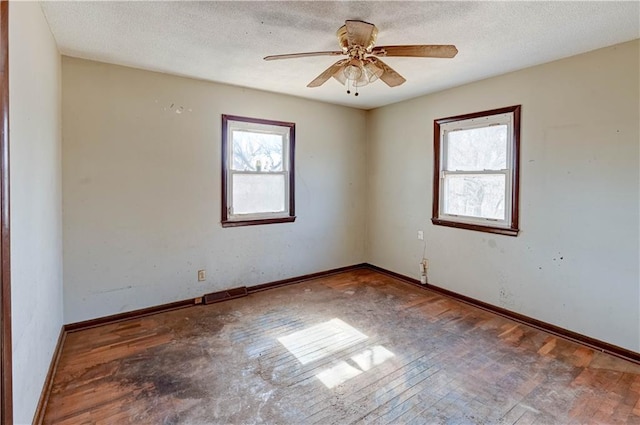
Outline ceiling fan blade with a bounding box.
[372,45,458,58]
[374,59,406,87]
[307,60,347,88]
[264,51,343,61]
[345,20,375,47]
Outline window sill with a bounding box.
[431,218,519,237]
[222,216,296,228]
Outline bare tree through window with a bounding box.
[432,105,520,236]
[222,115,296,227]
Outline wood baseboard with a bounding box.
[365,263,640,365]
[65,298,197,333]
[32,326,66,425]
[64,263,369,332]
[248,263,368,293]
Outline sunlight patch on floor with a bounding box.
[278,319,395,389]
[315,345,396,388]
[316,360,363,388]
[351,345,395,371]
[278,318,368,365]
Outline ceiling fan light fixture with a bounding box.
[364,61,383,83]
[333,69,347,85]
[353,72,370,88]
[343,59,363,81]
[343,58,382,88]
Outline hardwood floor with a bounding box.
[43,269,640,424]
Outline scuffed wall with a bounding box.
[366,40,640,352]
[62,57,367,323]
[10,2,63,423]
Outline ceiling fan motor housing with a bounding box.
[336,21,378,53]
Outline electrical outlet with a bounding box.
[417,230,424,240]
[197,270,206,281]
[422,259,429,269]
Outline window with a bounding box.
[432,105,520,236]
[221,115,295,227]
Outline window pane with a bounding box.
[232,130,283,172]
[447,125,507,171]
[233,174,285,214]
[443,174,505,220]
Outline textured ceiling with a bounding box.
[41,1,639,110]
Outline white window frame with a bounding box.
[221,115,296,227]
[433,105,520,236]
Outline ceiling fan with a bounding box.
[264,20,458,96]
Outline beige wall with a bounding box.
[10,2,63,423]
[62,40,639,353]
[366,40,640,351]
[62,57,367,323]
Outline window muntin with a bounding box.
[433,106,520,236]
[222,115,295,227]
